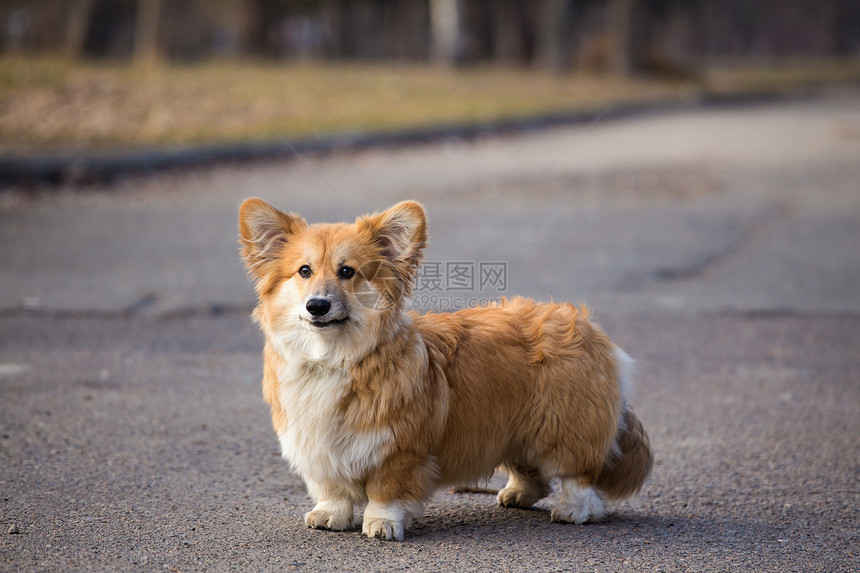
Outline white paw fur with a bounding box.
[304,499,354,531]
[550,479,606,524]
[361,500,421,541]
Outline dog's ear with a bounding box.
[238,198,306,280]
[359,201,427,270]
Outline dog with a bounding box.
[238,198,652,541]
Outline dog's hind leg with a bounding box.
[497,464,550,509]
[550,476,606,524]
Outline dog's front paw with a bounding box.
[550,484,606,524]
[305,509,353,531]
[361,500,418,541]
[362,517,404,541]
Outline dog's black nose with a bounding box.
[306,297,331,317]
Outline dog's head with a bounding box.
[239,198,426,364]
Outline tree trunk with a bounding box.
[134,0,162,64]
[430,0,464,65]
[539,0,571,73]
[495,1,526,64]
[64,0,94,58]
[609,0,636,75]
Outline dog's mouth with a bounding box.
[306,316,349,328]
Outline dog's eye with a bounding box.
[338,266,355,280]
[298,265,312,278]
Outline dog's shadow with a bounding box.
[399,498,774,549]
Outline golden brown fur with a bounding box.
[239,198,652,540]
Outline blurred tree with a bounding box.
[430,0,464,65]
[494,0,535,65]
[64,0,94,57]
[835,0,860,55]
[608,0,636,75]
[134,0,161,64]
[83,0,136,58]
[540,0,573,72]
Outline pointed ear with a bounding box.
[238,198,306,278]
[359,201,427,269]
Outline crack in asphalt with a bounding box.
[622,204,787,289]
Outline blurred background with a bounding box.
[2,0,859,155]
[4,0,859,69]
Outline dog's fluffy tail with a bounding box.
[595,406,653,501]
[594,348,653,501]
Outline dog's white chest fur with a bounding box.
[274,354,393,487]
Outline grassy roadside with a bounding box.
[2,56,859,155]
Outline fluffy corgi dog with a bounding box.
[239,198,652,541]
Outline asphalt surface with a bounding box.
[1,92,859,571]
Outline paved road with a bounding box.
[1,93,859,571]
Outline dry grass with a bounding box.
[705,60,860,94]
[1,56,858,155]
